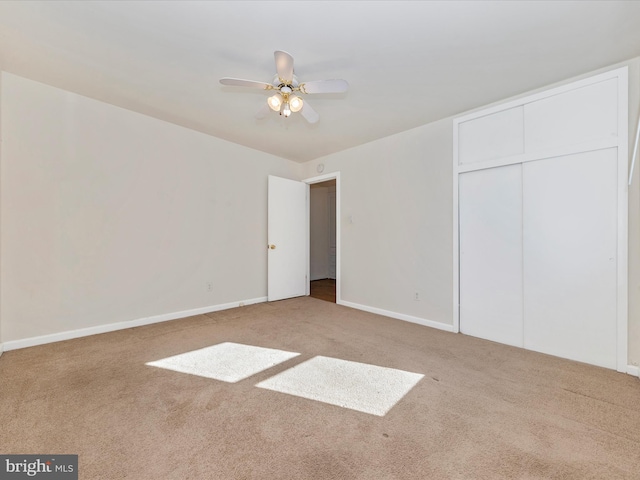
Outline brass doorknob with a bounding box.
[268,244,276,249]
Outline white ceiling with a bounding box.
[1,1,639,163]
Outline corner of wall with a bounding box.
[0,73,300,346]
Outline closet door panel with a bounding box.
[524,79,618,153]
[522,149,618,368]
[459,165,523,346]
[458,107,524,165]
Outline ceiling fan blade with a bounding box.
[256,103,270,120]
[220,77,272,90]
[299,79,349,94]
[300,101,320,124]
[274,50,294,84]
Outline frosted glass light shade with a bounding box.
[289,95,303,112]
[268,94,283,111]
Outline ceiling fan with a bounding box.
[219,50,348,124]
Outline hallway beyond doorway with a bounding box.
[310,279,336,303]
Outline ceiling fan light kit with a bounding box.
[220,50,348,123]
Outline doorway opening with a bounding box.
[309,179,337,303]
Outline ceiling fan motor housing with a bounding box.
[273,74,299,89]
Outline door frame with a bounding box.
[303,172,341,304]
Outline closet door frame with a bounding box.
[452,66,629,372]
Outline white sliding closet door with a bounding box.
[459,165,523,347]
[523,149,618,368]
[454,67,627,371]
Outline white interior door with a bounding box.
[268,175,308,301]
[459,165,524,346]
[523,149,618,368]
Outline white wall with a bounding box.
[0,72,301,344]
[302,57,640,370]
[303,119,454,327]
[2,58,639,371]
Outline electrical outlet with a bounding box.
[414,292,420,301]
[206,282,213,292]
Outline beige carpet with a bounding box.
[1,297,639,479]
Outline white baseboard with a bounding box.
[627,364,640,378]
[338,300,454,333]
[2,296,267,352]
[335,302,639,378]
[4,298,638,380]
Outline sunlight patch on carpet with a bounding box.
[256,356,424,416]
[146,342,300,383]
